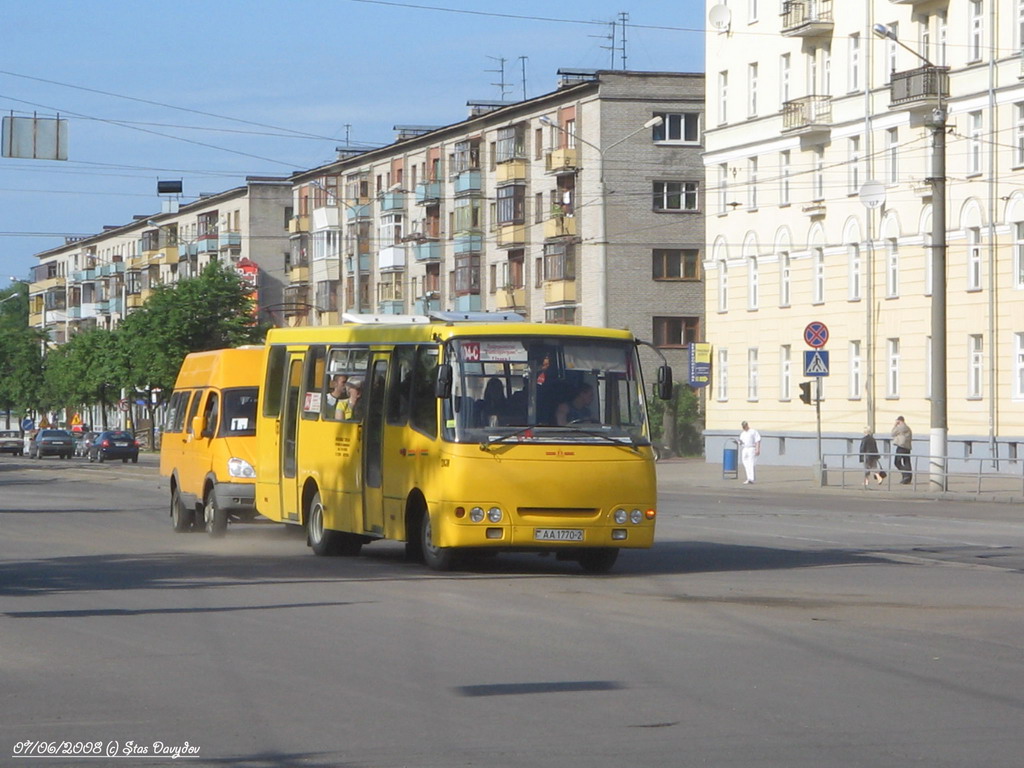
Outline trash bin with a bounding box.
[723,442,739,479]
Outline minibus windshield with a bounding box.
[443,336,650,446]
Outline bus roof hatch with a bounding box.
[341,313,431,324]
[428,311,525,324]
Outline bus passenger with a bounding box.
[326,374,348,412]
[340,378,364,421]
[477,377,507,427]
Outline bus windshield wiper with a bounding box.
[480,426,539,450]
[557,425,640,451]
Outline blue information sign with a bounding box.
[803,350,830,377]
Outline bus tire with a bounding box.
[578,548,619,574]
[205,489,228,538]
[306,490,362,556]
[421,511,456,571]
[171,486,194,532]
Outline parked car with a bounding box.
[88,430,140,463]
[29,429,75,459]
[0,429,24,456]
[74,430,99,457]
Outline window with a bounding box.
[886,129,899,185]
[822,47,831,95]
[1015,222,1024,289]
[747,348,759,401]
[849,33,860,92]
[747,63,759,117]
[779,151,790,206]
[968,334,984,398]
[780,53,791,103]
[748,257,759,310]
[454,139,481,172]
[653,316,699,348]
[968,227,982,291]
[652,113,700,144]
[848,136,861,195]
[454,198,481,231]
[887,338,900,398]
[495,124,526,162]
[652,249,701,281]
[969,111,983,175]
[849,340,862,399]
[780,345,791,401]
[1015,333,1024,398]
[653,181,699,212]
[886,239,899,298]
[969,1,983,61]
[812,248,825,304]
[718,163,729,214]
[779,252,791,307]
[545,306,576,325]
[848,243,862,301]
[454,254,480,295]
[717,348,729,401]
[1016,104,1024,166]
[718,71,729,124]
[920,15,932,64]
[543,242,575,281]
[496,185,525,225]
[718,260,729,312]
[747,157,758,210]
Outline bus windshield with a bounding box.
[444,335,650,446]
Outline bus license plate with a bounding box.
[534,528,584,542]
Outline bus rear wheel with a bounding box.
[421,511,456,571]
[307,491,362,556]
[578,548,619,574]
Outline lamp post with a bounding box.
[873,23,947,490]
[539,114,663,327]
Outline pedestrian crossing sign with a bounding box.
[803,350,830,376]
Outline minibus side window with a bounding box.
[386,346,416,426]
[410,345,438,438]
[165,391,190,433]
[263,346,287,418]
[302,345,326,421]
[185,389,204,434]
[202,392,219,438]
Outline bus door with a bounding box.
[279,354,304,522]
[361,353,389,535]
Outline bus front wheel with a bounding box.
[421,512,456,571]
[204,489,228,538]
[578,548,619,574]
[307,491,362,556]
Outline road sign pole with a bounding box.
[815,378,823,473]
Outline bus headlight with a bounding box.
[487,507,503,523]
[614,508,628,524]
[470,506,485,523]
[630,509,644,524]
[227,458,256,479]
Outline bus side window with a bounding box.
[165,391,189,433]
[263,346,287,418]
[410,345,438,438]
[386,346,416,426]
[202,391,219,438]
[185,389,204,435]
[302,345,325,421]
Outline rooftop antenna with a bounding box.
[618,11,629,70]
[518,55,528,101]
[344,124,351,147]
[593,18,617,68]
[486,56,511,101]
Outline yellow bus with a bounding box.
[255,312,671,573]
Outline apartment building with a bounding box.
[704,0,1024,466]
[285,69,706,375]
[28,177,292,341]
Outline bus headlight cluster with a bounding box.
[469,506,504,523]
[227,458,256,479]
[614,508,650,525]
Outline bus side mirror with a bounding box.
[656,365,673,400]
[435,364,453,399]
[191,416,206,437]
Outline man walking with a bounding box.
[891,416,913,484]
[738,421,761,485]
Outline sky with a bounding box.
[0,0,707,289]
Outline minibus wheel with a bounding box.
[204,489,228,538]
[171,486,194,533]
[421,511,455,571]
[578,548,619,574]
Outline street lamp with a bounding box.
[539,114,663,327]
[873,23,948,491]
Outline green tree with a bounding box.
[40,327,123,428]
[648,383,704,457]
[0,286,44,425]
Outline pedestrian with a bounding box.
[859,427,885,487]
[738,420,761,484]
[891,415,913,484]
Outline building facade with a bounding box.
[704,0,1024,467]
[27,177,292,341]
[285,70,706,376]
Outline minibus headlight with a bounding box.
[469,506,485,523]
[630,509,644,525]
[487,507,503,523]
[227,458,256,479]
[614,508,628,524]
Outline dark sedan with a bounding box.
[88,430,140,463]
[29,429,75,459]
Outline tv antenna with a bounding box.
[486,56,511,101]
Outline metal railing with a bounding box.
[821,452,1024,495]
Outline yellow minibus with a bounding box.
[255,312,671,572]
[160,346,262,536]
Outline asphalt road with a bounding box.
[1,455,1022,768]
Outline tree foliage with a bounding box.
[0,287,44,418]
[648,382,704,457]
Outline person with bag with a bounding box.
[891,415,913,484]
[859,427,885,486]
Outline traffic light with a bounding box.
[798,381,813,405]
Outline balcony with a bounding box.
[345,253,372,275]
[218,231,242,250]
[496,160,527,184]
[95,300,110,315]
[414,240,442,262]
[454,169,482,195]
[378,245,406,272]
[380,190,406,211]
[415,181,441,205]
[378,300,405,315]
[97,261,125,277]
[888,65,949,109]
[544,216,576,240]
[108,297,123,314]
[344,203,372,221]
[544,280,577,304]
[289,215,310,233]
[496,287,526,310]
[67,305,82,319]
[781,0,833,37]
[545,148,578,174]
[72,268,97,283]
[781,96,832,137]
[454,294,482,312]
[289,264,310,284]
[497,223,526,248]
[454,233,483,254]
[126,294,144,309]
[414,295,441,314]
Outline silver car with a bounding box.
[0,429,23,456]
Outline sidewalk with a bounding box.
[656,457,1024,504]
